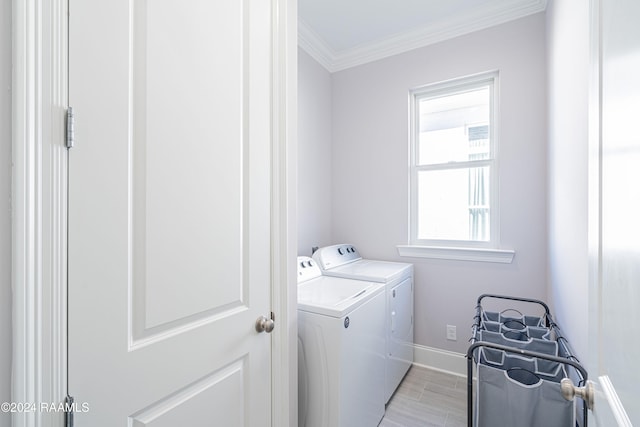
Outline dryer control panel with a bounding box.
[312,244,362,270]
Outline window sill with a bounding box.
[396,245,515,264]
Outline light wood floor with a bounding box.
[379,365,467,427]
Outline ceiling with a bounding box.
[298,0,548,72]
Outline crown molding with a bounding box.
[297,19,336,71]
[298,0,548,73]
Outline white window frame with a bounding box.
[399,71,514,263]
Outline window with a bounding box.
[409,72,499,248]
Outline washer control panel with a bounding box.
[312,244,362,270]
[297,256,322,283]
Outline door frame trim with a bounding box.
[270,0,298,425]
[12,0,68,425]
[11,0,297,425]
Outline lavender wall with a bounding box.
[297,48,334,256]
[330,13,548,353]
[545,0,590,363]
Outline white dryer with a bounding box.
[312,244,414,403]
[296,256,386,427]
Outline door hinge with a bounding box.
[64,395,74,427]
[65,107,75,149]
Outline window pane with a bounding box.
[417,87,491,165]
[417,167,490,241]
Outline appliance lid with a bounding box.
[321,259,413,283]
[297,275,384,317]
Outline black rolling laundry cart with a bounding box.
[467,294,592,427]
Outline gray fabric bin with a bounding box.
[481,320,551,341]
[482,310,545,328]
[477,330,558,366]
[475,348,574,427]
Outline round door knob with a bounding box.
[560,378,594,409]
[255,315,275,333]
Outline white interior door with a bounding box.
[68,0,275,425]
[589,0,639,424]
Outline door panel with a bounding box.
[390,278,412,346]
[387,277,413,401]
[69,0,273,425]
[129,358,246,427]
[131,0,248,336]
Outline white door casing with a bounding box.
[11,0,70,425]
[67,0,292,426]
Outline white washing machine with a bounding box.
[312,244,414,403]
[296,256,386,427]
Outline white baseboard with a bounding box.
[412,344,467,377]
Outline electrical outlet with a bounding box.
[446,325,457,341]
